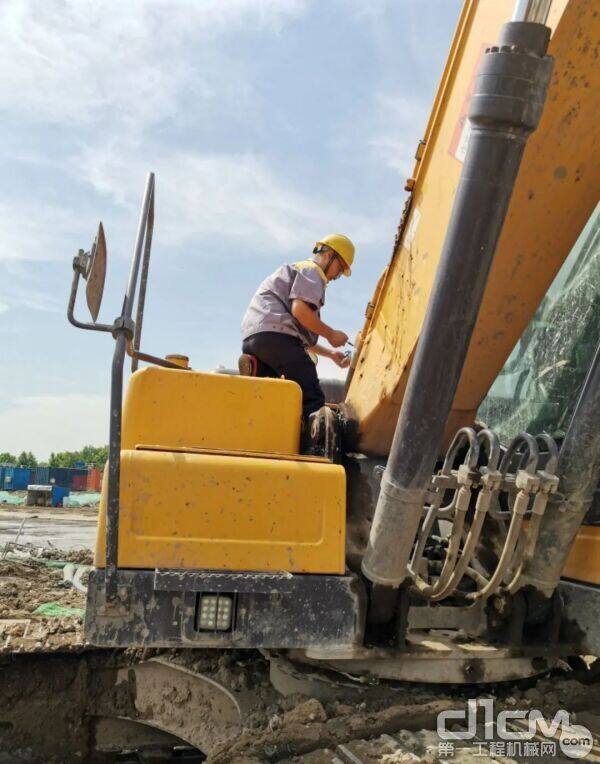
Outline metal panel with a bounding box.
[87,467,102,492]
[2,467,32,491]
[153,569,297,593]
[31,466,50,485]
[71,474,88,491]
[94,448,346,574]
[84,568,365,650]
[121,366,302,455]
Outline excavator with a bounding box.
[68,0,599,707]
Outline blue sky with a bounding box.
[0,0,462,459]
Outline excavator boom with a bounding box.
[344,0,599,456]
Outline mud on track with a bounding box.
[2,646,600,763]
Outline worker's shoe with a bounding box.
[238,353,258,377]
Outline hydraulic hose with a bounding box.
[467,488,529,601]
[413,486,470,597]
[410,429,479,597]
[504,433,559,591]
[465,433,540,601]
[428,486,471,595]
[430,486,493,601]
[430,430,502,601]
[506,491,548,593]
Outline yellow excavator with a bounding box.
[68,0,599,690]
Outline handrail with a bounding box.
[131,182,155,372]
[105,172,155,603]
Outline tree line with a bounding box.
[0,445,108,469]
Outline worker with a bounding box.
[240,234,355,419]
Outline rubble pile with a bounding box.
[0,545,90,653]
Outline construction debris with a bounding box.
[0,545,90,654]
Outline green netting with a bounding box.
[33,602,85,618]
[478,203,600,444]
[0,491,26,505]
[63,492,101,507]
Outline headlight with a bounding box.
[198,594,233,631]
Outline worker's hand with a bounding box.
[327,329,348,348]
[331,351,351,369]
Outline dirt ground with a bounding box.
[0,504,98,551]
[0,549,91,653]
[207,667,600,763]
[0,526,599,762]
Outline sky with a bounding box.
[0,0,462,460]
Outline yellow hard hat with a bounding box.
[315,233,355,276]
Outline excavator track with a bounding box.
[2,645,600,762]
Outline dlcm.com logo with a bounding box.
[438,698,593,759]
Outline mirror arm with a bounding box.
[125,337,189,370]
[67,268,113,333]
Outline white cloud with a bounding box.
[335,0,392,20]
[0,393,108,460]
[0,201,87,262]
[0,200,91,314]
[79,142,391,253]
[0,0,396,272]
[367,93,430,178]
[0,0,305,129]
[3,287,61,313]
[0,0,321,274]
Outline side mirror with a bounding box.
[68,222,112,333]
[86,223,107,321]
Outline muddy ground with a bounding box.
[0,522,599,762]
[2,646,600,763]
[0,558,89,654]
[0,505,98,552]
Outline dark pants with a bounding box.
[242,332,325,419]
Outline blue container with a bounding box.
[29,467,89,489]
[51,485,70,507]
[31,466,50,485]
[48,467,70,487]
[2,466,32,491]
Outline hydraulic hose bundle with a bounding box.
[408,428,559,603]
